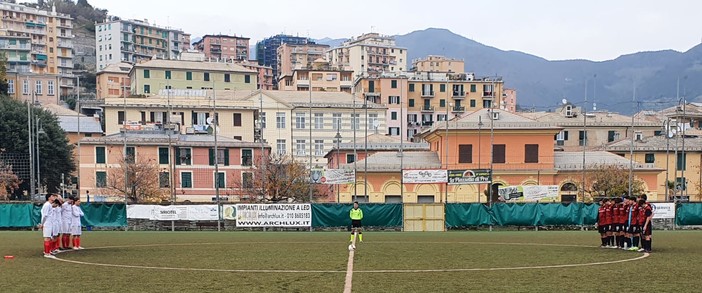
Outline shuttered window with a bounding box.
[458,144,472,163]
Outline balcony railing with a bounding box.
[452,106,466,112]
[452,91,465,98]
[483,92,494,98]
[421,90,435,97]
[421,105,435,112]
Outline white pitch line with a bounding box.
[343,232,358,293]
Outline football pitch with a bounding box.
[1,231,700,292]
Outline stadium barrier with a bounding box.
[0,202,697,230]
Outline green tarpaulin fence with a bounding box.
[311,203,403,228]
[0,203,127,228]
[676,203,702,226]
[446,203,599,227]
[0,204,37,227]
[445,204,492,227]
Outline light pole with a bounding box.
[665,118,671,201]
[335,131,342,203]
[478,116,483,203]
[36,118,45,194]
[445,101,450,203]
[628,82,636,197]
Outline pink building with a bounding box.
[193,34,250,61]
[237,60,274,90]
[503,88,517,112]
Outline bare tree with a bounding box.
[230,154,331,202]
[0,160,20,201]
[578,164,646,201]
[101,153,169,203]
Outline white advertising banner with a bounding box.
[235,204,312,227]
[402,170,448,184]
[651,203,675,219]
[498,185,559,202]
[126,205,221,221]
[322,169,356,184]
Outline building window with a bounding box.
[493,144,506,164]
[47,80,54,95]
[315,140,324,156]
[524,144,539,163]
[579,131,587,146]
[242,172,253,188]
[470,99,476,108]
[314,113,324,129]
[440,84,446,92]
[333,113,342,130]
[645,153,655,164]
[176,147,192,165]
[157,147,169,164]
[677,153,686,170]
[556,131,568,146]
[144,84,151,94]
[233,113,242,126]
[440,99,446,107]
[458,144,472,163]
[208,148,229,166]
[389,96,400,104]
[391,112,397,120]
[159,172,170,188]
[95,171,107,188]
[391,80,397,88]
[676,177,686,191]
[276,112,286,129]
[125,146,135,163]
[259,112,266,128]
[143,69,150,78]
[181,172,193,188]
[204,72,210,81]
[35,81,42,95]
[296,139,306,156]
[95,146,106,164]
[437,114,447,121]
[118,111,125,125]
[409,84,415,92]
[608,130,618,142]
[388,127,400,135]
[241,149,253,166]
[245,75,251,83]
[276,139,286,155]
[351,114,360,130]
[409,99,415,107]
[224,73,231,82]
[165,70,171,79]
[346,154,355,164]
[470,84,476,92]
[368,114,378,129]
[215,172,226,188]
[7,80,14,94]
[295,113,306,129]
[186,71,192,80]
[22,80,29,95]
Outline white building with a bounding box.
[328,33,407,78]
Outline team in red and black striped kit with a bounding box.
[596,195,653,253]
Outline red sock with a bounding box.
[76,237,80,247]
[73,238,77,247]
[53,238,59,250]
[44,240,51,254]
[65,235,70,248]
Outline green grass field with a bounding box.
[1,231,700,292]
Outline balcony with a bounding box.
[421,90,435,98]
[365,91,380,97]
[57,41,72,48]
[452,91,465,98]
[421,105,435,112]
[421,121,434,127]
[57,22,72,29]
[452,106,466,113]
[483,91,494,98]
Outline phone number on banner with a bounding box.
[235,204,312,227]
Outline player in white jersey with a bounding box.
[51,198,62,254]
[71,198,85,249]
[39,194,58,258]
[60,196,75,250]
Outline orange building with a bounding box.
[96,62,131,99]
[328,109,662,203]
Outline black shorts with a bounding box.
[351,220,362,228]
[598,225,607,234]
[628,225,641,234]
[643,225,652,236]
[617,224,626,232]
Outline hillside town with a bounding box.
[0,1,696,205]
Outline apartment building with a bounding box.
[78,131,268,202]
[193,34,249,61]
[255,34,315,86]
[277,58,353,92]
[411,55,464,73]
[521,104,662,152]
[96,62,131,99]
[328,33,407,78]
[276,43,330,79]
[102,90,258,142]
[129,59,258,95]
[0,2,74,98]
[95,18,190,71]
[244,90,386,166]
[5,73,59,104]
[236,60,274,90]
[328,109,661,203]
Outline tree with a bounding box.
[0,53,8,95]
[578,164,646,201]
[101,153,169,203]
[0,97,75,197]
[230,155,329,202]
[0,160,21,200]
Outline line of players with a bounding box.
[39,193,84,259]
[597,195,653,253]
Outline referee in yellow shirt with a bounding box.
[350,201,363,242]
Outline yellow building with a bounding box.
[129,59,258,95]
[102,90,258,142]
[276,43,330,79]
[96,62,132,99]
[411,55,464,73]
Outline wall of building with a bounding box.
[130,67,257,95]
[96,71,130,99]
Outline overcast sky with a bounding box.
[85,0,701,61]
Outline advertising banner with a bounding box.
[235,204,312,227]
[127,205,220,221]
[321,169,356,184]
[448,169,491,185]
[650,203,675,219]
[402,170,448,184]
[498,185,559,202]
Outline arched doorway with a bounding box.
[560,182,578,203]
